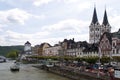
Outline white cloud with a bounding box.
[109,15,120,32]
[33,0,55,7]
[0,8,45,25]
[62,0,79,4]
[0,19,89,46]
[42,19,89,34]
[6,30,49,39]
[66,34,89,42]
[77,2,91,12]
[0,30,50,46]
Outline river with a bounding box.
[0,61,70,80]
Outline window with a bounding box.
[113,50,115,54]
[117,49,119,54]
[112,42,116,47]
[90,28,93,31]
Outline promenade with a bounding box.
[34,63,111,80]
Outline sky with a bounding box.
[0,0,120,46]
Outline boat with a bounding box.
[0,56,6,63]
[10,62,20,71]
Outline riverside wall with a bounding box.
[35,65,110,80]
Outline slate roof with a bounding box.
[39,43,51,48]
[102,9,109,26]
[66,40,98,52]
[83,43,98,52]
[91,7,99,24]
[99,32,112,45]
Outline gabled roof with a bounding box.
[76,41,88,48]
[91,7,99,24]
[102,9,109,26]
[40,43,51,48]
[99,32,112,45]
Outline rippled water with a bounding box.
[0,61,70,80]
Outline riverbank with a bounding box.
[33,64,110,80]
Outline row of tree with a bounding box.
[27,56,120,64]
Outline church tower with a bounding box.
[89,7,111,44]
[101,9,111,35]
[89,7,101,43]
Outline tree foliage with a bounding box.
[113,56,120,62]
[84,57,98,64]
[0,46,24,56]
[100,56,110,64]
[6,50,19,59]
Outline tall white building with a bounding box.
[89,7,111,43]
[24,41,31,52]
[21,41,32,59]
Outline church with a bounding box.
[89,7,111,44]
[89,7,120,57]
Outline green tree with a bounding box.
[113,56,120,62]
[100,56,110,64]
[84,57,98,64]
[6,50,18,59]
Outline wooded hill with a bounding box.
[0,45,24,56]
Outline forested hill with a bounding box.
[0,45,24,56]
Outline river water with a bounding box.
[0,61,70,80]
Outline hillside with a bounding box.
[0,45,24,56]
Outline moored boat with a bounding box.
[0,56,6,63]
[10,62,20,71]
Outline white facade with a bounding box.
[44,45,62,56]
[66,48,98,57]
[24,41,31,51]
[112,37,120,56]
[83,51,98,57]
[66,48,84,57]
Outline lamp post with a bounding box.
[97,47,101,78]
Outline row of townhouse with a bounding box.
[64,29,120,58]
[64,39,98,57]
[32,38,99,57]
[31,28,120,58]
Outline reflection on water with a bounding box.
[0,61,70,80]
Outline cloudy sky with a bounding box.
[0,0,120,46]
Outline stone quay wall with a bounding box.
[36,65,110,80]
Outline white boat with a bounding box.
[10,62,20,71]
[0,56,6,63]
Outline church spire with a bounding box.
[102,9,109,26]
[91,7,98,24]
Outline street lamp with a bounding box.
[97,47,102,78]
